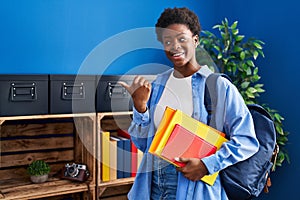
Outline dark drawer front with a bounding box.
[49,75,96,114]
[0,75,49,116]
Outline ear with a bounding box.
[193,35,199,47]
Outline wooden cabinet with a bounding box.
[0,113,96,200]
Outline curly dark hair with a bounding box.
[155,7,201,43]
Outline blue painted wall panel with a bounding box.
[0,0,216,75]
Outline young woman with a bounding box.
[120,7,259,200]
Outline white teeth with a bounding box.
[173,52,184,57]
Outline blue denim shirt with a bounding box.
[127,67,259,200]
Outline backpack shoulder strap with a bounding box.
[204,73,231,132]
[247,104,273,121]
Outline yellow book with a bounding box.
[149,107,228,186]
[101,131,110,181]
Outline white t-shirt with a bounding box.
[154,72,193,129]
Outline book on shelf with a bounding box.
[117,135,132,178]
[101,131,110,181]
[109,135,124,179]
[117,129,138,177]
[149,106,228,186]
[161,124,217,168]
[131,143,138,177]
[109,136,118,180]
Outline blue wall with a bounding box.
[0,0,215,75]
[1,0,299,199]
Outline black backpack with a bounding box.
[204,73,278,200]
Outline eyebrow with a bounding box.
[163,32,187,39]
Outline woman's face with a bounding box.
[161,24,198,69]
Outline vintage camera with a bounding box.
[61,163,90,182]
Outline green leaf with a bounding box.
[247,60,255,67]
[246,67,252,75]
[217,53,222,59]
[255,39,265,45]
[253,67,258,75]
[223,58,229,64]
[252,74,261,81]
[241,81,250,88]
[245,90,255,98]
[233,46,243,52]
[247,87,257,93]
[254,83,264,88]
[231,21,238,29]
[274,113,284,122]
[213,25,221,29]
[253,42,263,49]
[235,35,245,42]
[232,28,239,35]
[276,126,284,135]
[256,87,265,93]
[224,18,229,25]
[240,51,245,60]
[253,51,259,59]
[213,45,221,51]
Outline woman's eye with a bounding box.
[164,41,171,45]
[179,37,187,42]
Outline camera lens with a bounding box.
[67,164,79,177]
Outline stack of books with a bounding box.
[101,129,143,182]
[149,106,228,186]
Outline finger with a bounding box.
[133,75,142,85]
[144,81,151,89]
[133,76,149,88]
[175,157,189,163]
[117,81,130,91]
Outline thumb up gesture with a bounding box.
[118,76,151,113]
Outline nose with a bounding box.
[171,40,181,50]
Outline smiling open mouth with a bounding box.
[172,52,184,57]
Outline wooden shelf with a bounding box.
[0,113,97,200]
[97,111,132,120]
[98,177,134,198]
[99,177,134,187]
[0,113,96,125]
[0,178,96,200]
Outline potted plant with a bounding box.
[198,18,289,169]
[27,160,51,183]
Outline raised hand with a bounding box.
[118,76,151,113]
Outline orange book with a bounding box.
[161,124,217,167]
[148,106,176,154]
